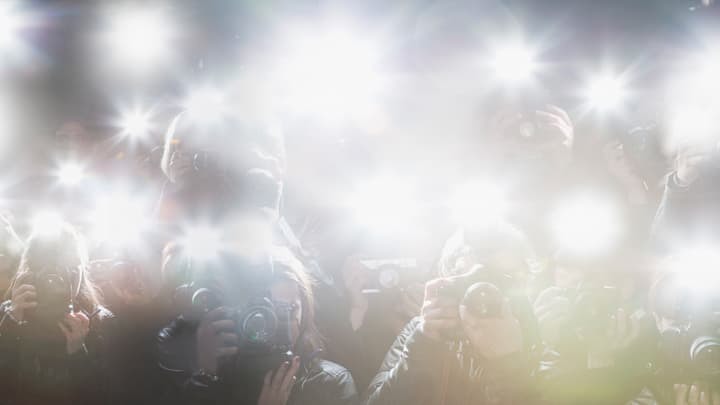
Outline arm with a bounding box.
[364,317,444,405]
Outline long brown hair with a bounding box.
[5,224,103,313]
[270,246,323,355]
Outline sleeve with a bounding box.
[363,317,444,405]
[651,172,720,243]
[325,366,361,405]
[155,316,230,405]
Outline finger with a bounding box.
[271,362,289,390]
[423,306,459,321]
[263,369,273,387]
[280,357,300,393]
[424,278,448,301]
[204,307,228,322]
[543,104,572,126]
[14,284,35,295]
[218,332,239,345]
[215,346,238,358]
[15,301,38,309]
[58,322,71,338]
[690,384,700,404]
[676,384,690,405]
[423,319,460,331]
[210,320,236,333]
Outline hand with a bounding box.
[535,105,574,148]
[341,257,370,331]
[587,308,641,368]
[257,356,301,405]
[58,311,90,355]
[460,299,523,359]
[602,141,648,204]
[9,278,37,322]
[534,287,571,348]
[167,150,193,185]
[196,307,239,374]
[675,382,720,405]
[675,144,715,187]
[419,278,459,341]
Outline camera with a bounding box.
[566,284,620,339]
[31,269,75,323]
[439,265,514,320]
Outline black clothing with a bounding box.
[0,306,114,405]
[365,317,540,405]
[156,315,359,405]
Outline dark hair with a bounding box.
[5,224,103,313]
[269,246,323,355]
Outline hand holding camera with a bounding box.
[419,278,460,342]
[9,276,37,323]
[196,307,240,375]
[674,382,720,405]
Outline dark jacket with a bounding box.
[156,315,359,405]
[364,317,540,405]
[0,305,114,405]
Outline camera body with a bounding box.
[177,281,295,379]
[566,284,620,339]
[31,269,74,323]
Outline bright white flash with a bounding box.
[551,194,622,256]
[89,192,152,248]
[585,74,627,111]
[348,177,417,233]
[450,181,508,226]
[31,211,65,237]
[275,27,384,123]
[105,8,172,72]
[0,2,26,53]
[179,224,225,262]
[491,43,538,83]
[183,87,226,124]
[56,162,85,186]
[119,109,151,138]
[670,245,720,291]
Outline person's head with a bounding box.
[6,224,102,317]
[268,247,322,355]
[439,220,536,282]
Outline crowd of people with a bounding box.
[0,2,719,405]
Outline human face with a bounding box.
[270,279,303,347]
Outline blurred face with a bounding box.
[270,279,303,347]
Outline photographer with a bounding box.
[0,224,114,405]
[0,214,24,296]
[533,248,658,404]
[156,245,359,405]
[636,268,720,405]
[364,221,542,405]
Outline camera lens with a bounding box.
[460,282,504,318]
[240,304,278,345]
[191,288,223,313]
[689,335,720,377]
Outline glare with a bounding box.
[669,245,720,291]
[347,177,417,233]
[31,211,65,237]
[179,224,225,262]
[119,109,152,138]
[183,87,227,124]
[89,192,153,248]
[584,74,628,111]
[490,42,538,83]
[104,7,173,73]
[0,2,26,55]
[551,194,622,256]
[274,26,385,123]
[449,181,508,226]
[56,162,85,186]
